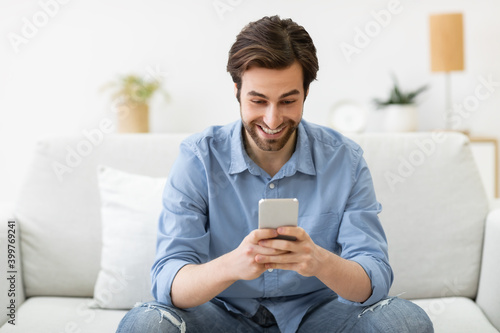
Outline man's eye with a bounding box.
[251,100,266,104]
[281,100,296,105]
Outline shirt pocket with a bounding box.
[298,212,340,253]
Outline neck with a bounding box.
[244,131,297,178]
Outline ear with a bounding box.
[234,82,242,103]
[304,88,309,101]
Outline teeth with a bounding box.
[260,126,283,135]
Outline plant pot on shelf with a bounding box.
[116,100,149,133]
[102,74,165,133]
[383,104,418,132]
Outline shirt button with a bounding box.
[268,269,274,272]
[269,183,275,189]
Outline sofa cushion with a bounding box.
[91,165,165,309]
[412,297,498,333]
[14,133,189,297]
[0,297,126,333]
[349,132,489,299]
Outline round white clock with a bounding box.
[329,101,367,133]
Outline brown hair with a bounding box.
[227,15,319,101]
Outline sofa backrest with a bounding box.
[349,132,489,300]
[15,131,489,300]
[15,133,189,297]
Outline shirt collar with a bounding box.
[228,121,257,175]
[287,120,316,176]
[228,120,316,177]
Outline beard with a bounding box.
[242,118,299,152]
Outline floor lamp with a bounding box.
[429,13,465,130]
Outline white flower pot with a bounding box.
[383,104,418,132]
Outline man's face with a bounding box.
[238,61,306,153]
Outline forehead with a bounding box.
[240,61,304,95]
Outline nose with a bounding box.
[263,104,283,130]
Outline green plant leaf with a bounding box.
[373,75,428,109]
[101,74,165,105]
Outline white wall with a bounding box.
[1,0,499,202]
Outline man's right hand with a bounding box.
[171,228,287,308]
[226,228,290,281]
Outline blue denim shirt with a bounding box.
[151,119,393,333]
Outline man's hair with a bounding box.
[227,15,319,101]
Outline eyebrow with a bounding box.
[247,89,300,99]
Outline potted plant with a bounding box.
[103,74,164,133]
[373,76,427,132]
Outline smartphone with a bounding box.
[258,198,299,240]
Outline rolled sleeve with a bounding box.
[152,259,192,305]
[338,255,392,306]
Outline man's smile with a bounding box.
[258,124,286,136]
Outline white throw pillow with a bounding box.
[91,165,166,309]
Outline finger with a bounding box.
[265,263,296,271]
[254,245,289,256]
[248,228,278,243]
[277,226,306,240]
[258,238,296,251]
[255,252,297,264]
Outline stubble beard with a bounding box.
[242,119,299,152]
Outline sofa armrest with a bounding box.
[477,209,500,330]
[0,201,26,327]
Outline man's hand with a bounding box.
[255,226,327,277]
[226,228,290,281]
[171,228,289,308]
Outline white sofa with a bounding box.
[0,131,499,332]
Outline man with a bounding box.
[117,15,433,332]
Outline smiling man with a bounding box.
[116,15,433,333]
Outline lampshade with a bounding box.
[429,13,464,72]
